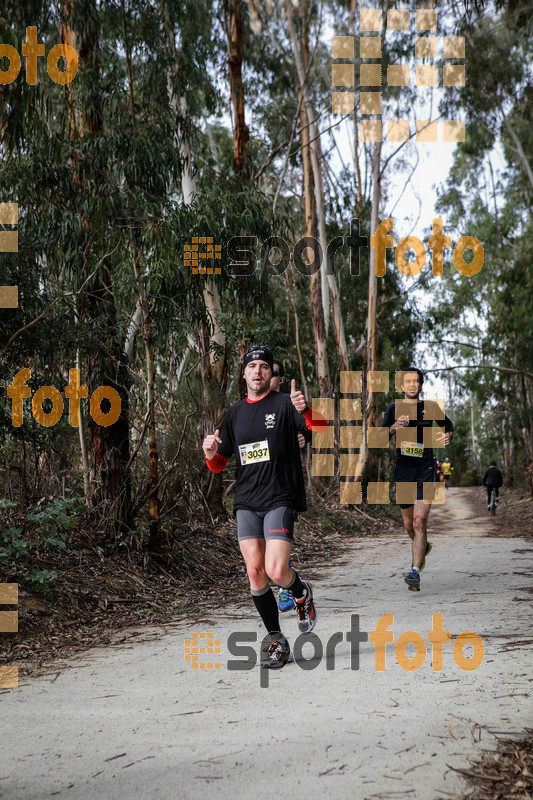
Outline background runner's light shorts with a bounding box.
[394,458,438,509]
[236,507,298,542]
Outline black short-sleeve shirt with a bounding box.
[218,391,309,512]
[381,400,454,462]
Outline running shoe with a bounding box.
[278,588,295,612]
[295,580,317,633]
[404,569,420,592]
[261,634,291,669]
[420,541,432,572]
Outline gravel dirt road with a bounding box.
[2,488,532,800]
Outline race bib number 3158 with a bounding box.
[239,439,270,466]
[401,444,424,458]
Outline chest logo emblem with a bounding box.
[265,413,276,429]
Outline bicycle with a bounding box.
[489,487,497,516]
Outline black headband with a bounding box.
[243,346,274,371]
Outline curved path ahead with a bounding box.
[2,488,533,800]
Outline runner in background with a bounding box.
[381,368,454,593]
[442,457,453,487]
[271,360,311,612]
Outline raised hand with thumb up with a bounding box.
[290,378,308,412]
[202,428,222,460]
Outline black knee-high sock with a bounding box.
[284,569,306,599]
[251,585,280,634]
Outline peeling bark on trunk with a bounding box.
[317,136,349,372]
[226,0,250,172]
[288,1,348,377]
[366,141,381,426]
[131,243,161,552]
[301,100,330,397]
[288,0,330,396]
[353,106,364,213]
[360,141,381,480]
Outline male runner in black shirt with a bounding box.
[202,345,325,669]
[381,368,453,592]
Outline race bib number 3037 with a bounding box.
[239,439,270,466]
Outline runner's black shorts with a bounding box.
[235,507,297,542]
[394,458,438,509]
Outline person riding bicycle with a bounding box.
[483,461,503,509]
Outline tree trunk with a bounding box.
[500,105,533,191]
[366,141,382,427]
[62,0,132,536]
[302,103,330,397]
[20,440,27,507]
[119,6,162,552]
[226,0,250,172]
[291,1,348,374]
[297,15,329,336]
[287,0,330,396]
[517,376,533,495]
[358,142,382,482]
[131,243,161,552]
[160,1,227,515]
[76,346,90,503]
[313,122,350,370]
[469,391,478,468]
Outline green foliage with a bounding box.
[459,469,482,487]
[0,498,85,592]
[23,570,59,590]
[0,527,30,562]
[428,2,533,484]
[26,497,84,544]
[0,0,451,531]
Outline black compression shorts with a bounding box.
[235,507,297,542]
[394,458,438,509]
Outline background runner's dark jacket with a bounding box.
[483,466,503,487]
[301,425,312,445]
[381,400,454,462]
[212,392,311,512]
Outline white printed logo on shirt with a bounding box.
[264,413,276,429]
